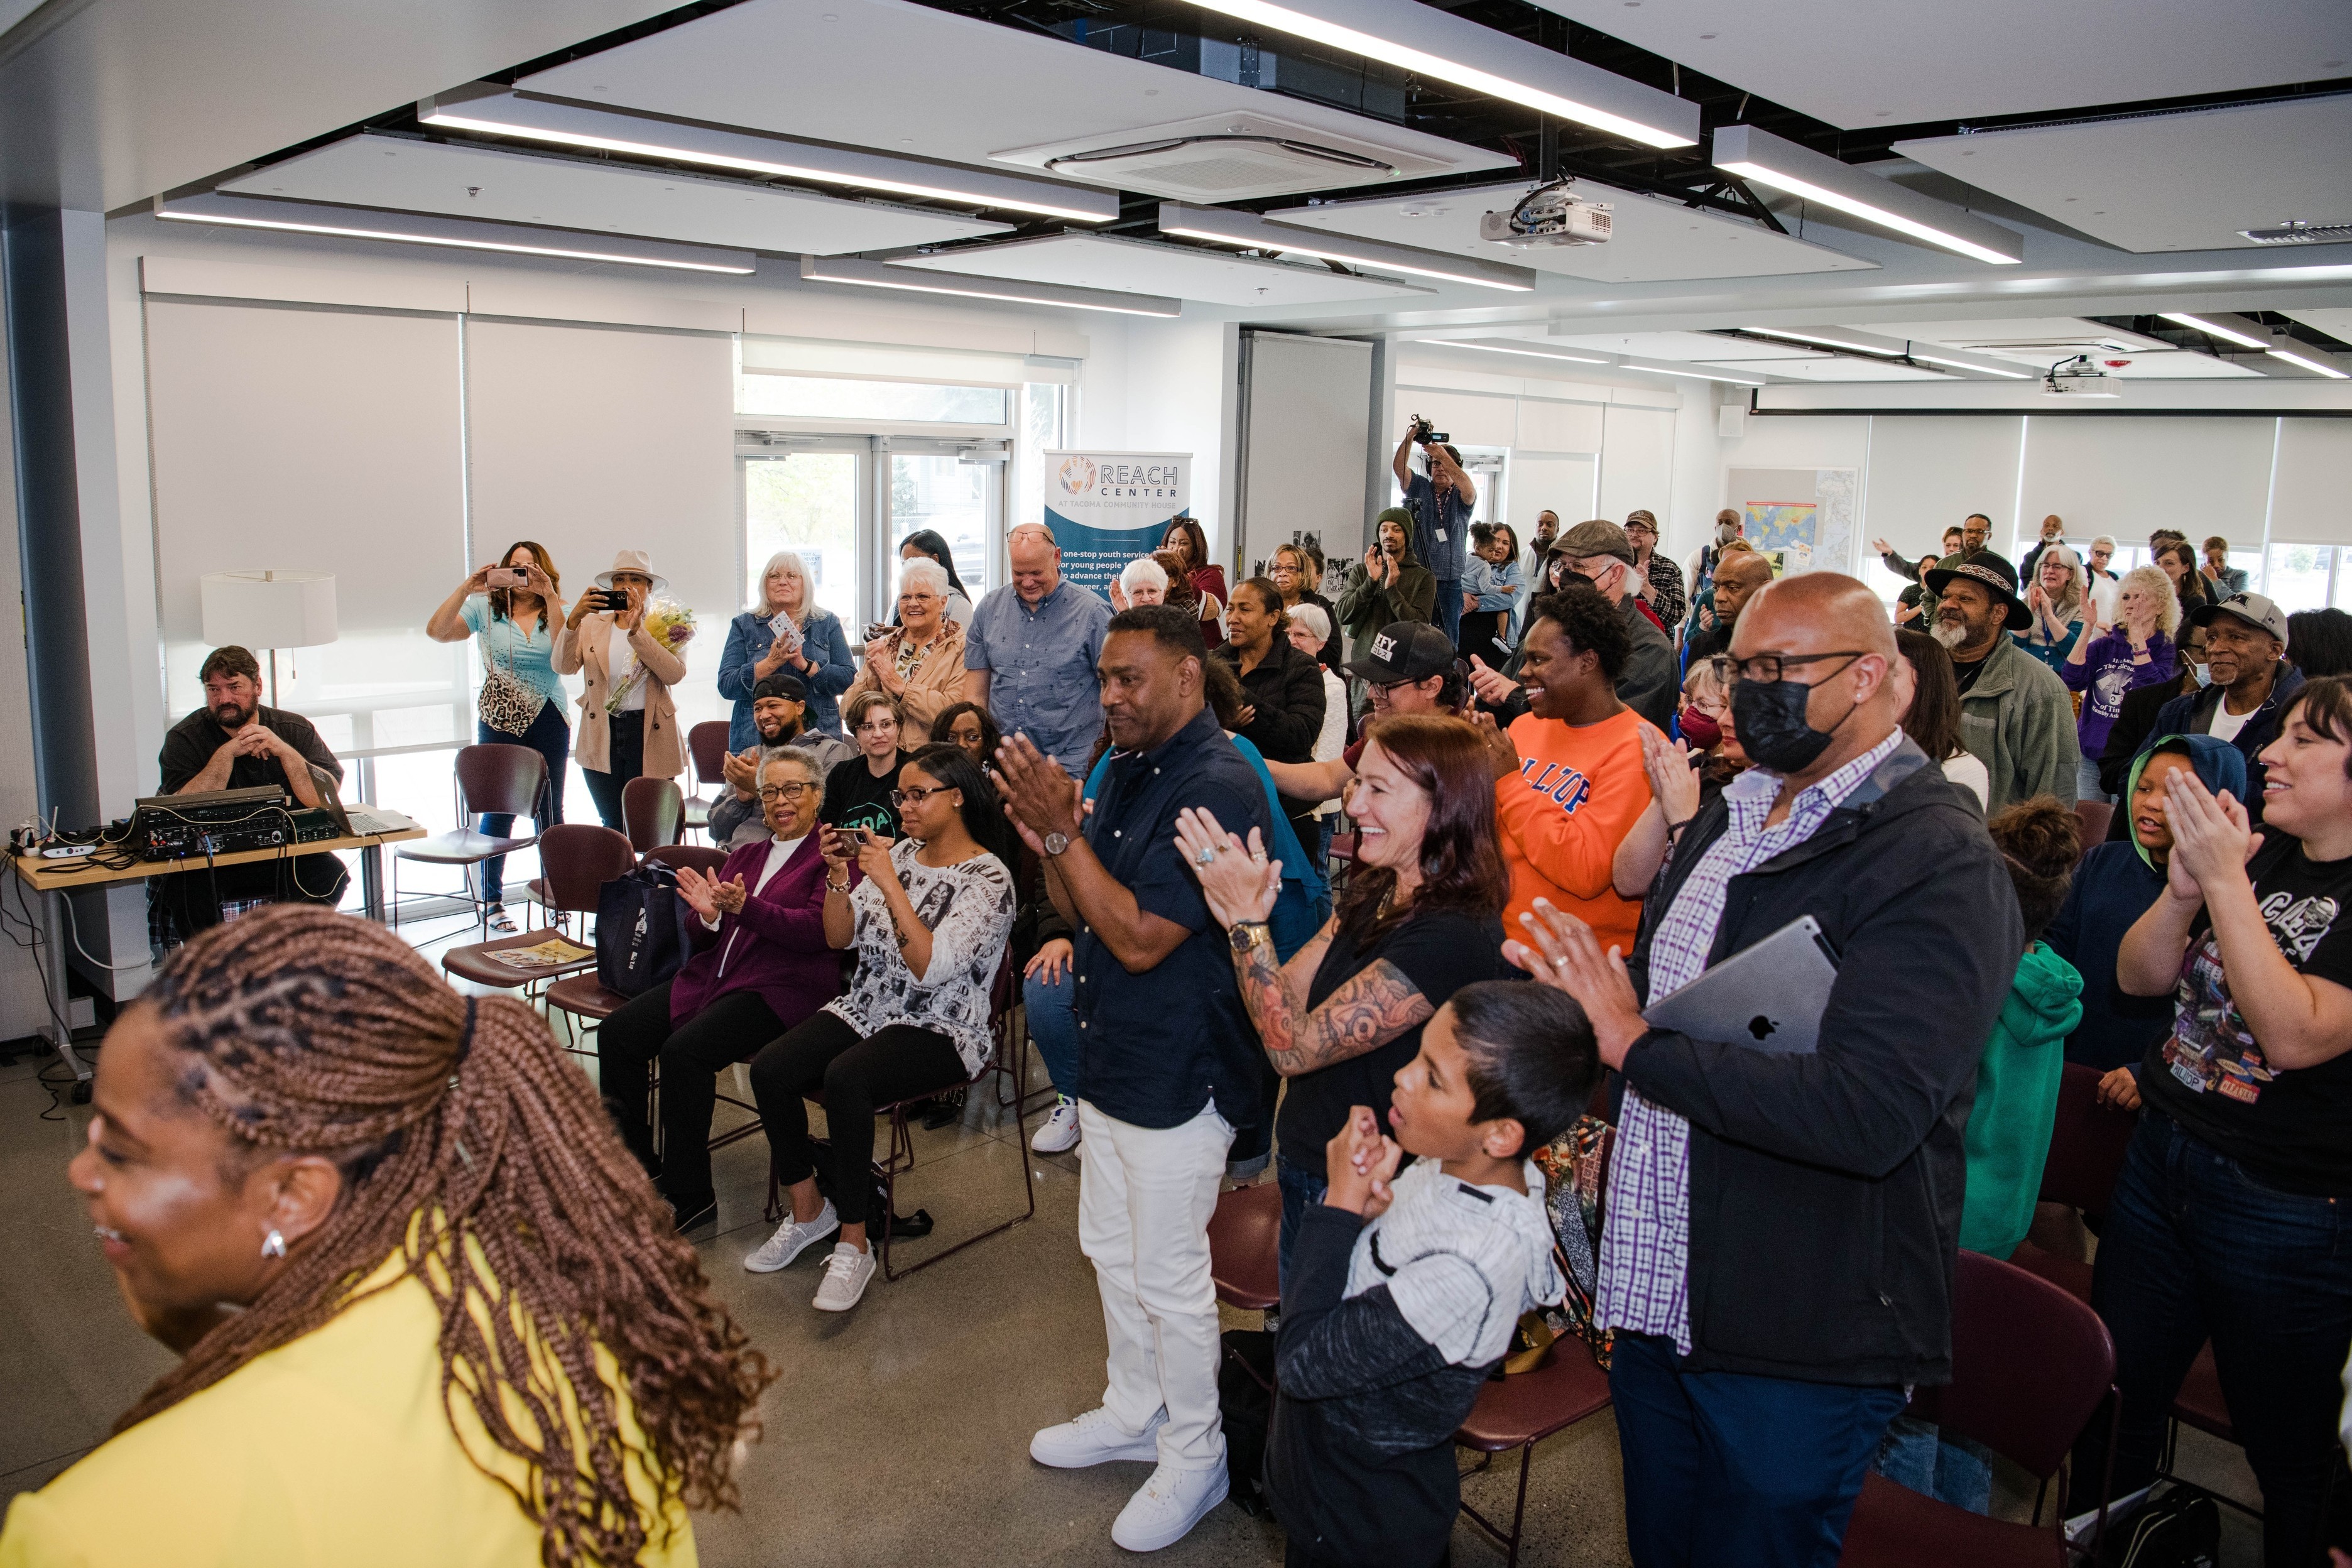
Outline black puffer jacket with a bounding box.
[1618,738,2019,1387]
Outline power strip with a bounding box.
[38,844,97,859]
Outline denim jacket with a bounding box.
[718,607,856,748]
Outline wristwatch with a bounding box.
[1229,921,1270,954]
[1042,830,1070,857]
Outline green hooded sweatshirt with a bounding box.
[1957,942,2082,1260]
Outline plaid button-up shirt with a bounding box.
[1595,729,1902,1353]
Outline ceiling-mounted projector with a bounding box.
[1481,178,1612,248]
[2042,353,2122,398]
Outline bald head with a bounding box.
[1727,572,1900,785]
[1007,524,1062,604]
[1712,552,1777,623]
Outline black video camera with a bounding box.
[1408,414,1449,447]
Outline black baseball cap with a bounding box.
[1925,550,2032,631]
[753,673,809,703]
[1346,622,1457,685]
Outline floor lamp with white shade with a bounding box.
[198,570,339,710]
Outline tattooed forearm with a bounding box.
[1269,959,1434,1077]
[1234,923,1298,1052]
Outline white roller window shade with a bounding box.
[2021,418,2276,548]
[1241,334,1372,577]
[741,335,1037,387]
[1599,405,1675,524]
[2270,419,2352,545]
[1864,416,2024,552]
[464,319,736,739]
[1508,456,1599,531]
[143,298,468,761]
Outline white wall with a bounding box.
[1077,317,1239,572]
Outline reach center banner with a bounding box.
[1042,450,1192,598]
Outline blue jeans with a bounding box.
[1873,1413,1993,1513]
[1611,1332,1907,1568]
[1433,580,1462,644]
[2073,1110,2352,1567]
[1023,963,1079,1101]
[2076,754,2111,805]
[1276,1154,1327,1291]
[476,704,569,905]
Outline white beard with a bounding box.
[1930,619,1969,651]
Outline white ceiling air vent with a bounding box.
[993,112,1452,202]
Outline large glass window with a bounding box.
[740,374,1008,425]
[891,453,993,601]
[1016,383,1070,538]
[2267,543,2337,614]
[746,454,860,626]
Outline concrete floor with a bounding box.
[0,908,2267,1565]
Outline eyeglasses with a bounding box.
[1708,651,1866,687]
[888,785,954,807]
[756,783,815,802]
[856,722,898,737]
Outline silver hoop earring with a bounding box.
[261,1229,287,1260]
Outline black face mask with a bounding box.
[1730,673,1856,773]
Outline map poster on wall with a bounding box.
[1043,450,1191,599]
[1726,467,1858,577]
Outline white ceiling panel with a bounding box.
[1863,318,2172,366]
[1521,0,2352,130]
[1897,96,2352,254]
[518,0,1510,200]
[890,234,1432,306]
[2108,352,2263,379]
[1706,357,1951,383]
[1542,330,1826,361]
[1270,178,1875,283]
[2284,308,2352,342]
[220,134,1011,256]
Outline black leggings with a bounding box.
[748,1010,966,1228]
[598,981,785,1211]
[581,709,646,831]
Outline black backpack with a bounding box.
[2101,1485,2220,1568]
[1217,1329,1277,1518]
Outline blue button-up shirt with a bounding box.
[1072,705,1271,1131]
[964,577,1112,774]
[1595,729,1902,1354]
[1403,472,1472,584]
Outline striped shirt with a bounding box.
[1595,729,1901,1353]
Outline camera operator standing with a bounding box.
[1392,419,1477,646]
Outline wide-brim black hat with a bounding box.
[1925,551,2032,630]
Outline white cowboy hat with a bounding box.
[594,548,668,595]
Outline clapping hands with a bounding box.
[676,865,745,923]
[1324,1106,1402,1220]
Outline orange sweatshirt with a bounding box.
[1496,707,1654,956]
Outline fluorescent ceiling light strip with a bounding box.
[153,192,754,273]
[2267,347,2350,380]
[2158,311,2267,350]
[1175,0,1696,149]
[1158,202,1535,291]
[1432,340,1611,364]
[420,87,1119,224]
[1741,324,1903,357]
[1900,346,2032,379]
[1713,124,2022,266]
[799,255,1179,317]
[1620,355,1767,386]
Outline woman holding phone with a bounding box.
[555,549,692,832]
[427,541,570,933]
[719,550,856,746]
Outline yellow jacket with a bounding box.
[0,1246,695,1568]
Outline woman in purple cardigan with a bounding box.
[2061,562,2179,805]
[599,749,839,1230]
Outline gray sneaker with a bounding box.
[743,1200,839,1273]
[811,1241,878,1312]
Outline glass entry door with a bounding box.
[744,444,864,627]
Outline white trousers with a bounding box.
[1076,1098,1235,1471]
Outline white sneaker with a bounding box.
[1028,1406,1165,1469]
[742,1200,838,1274]
[1111,1462,1229,1552]
[810,1242,876,1312]
[1031,1097,1082,1153]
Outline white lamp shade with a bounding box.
[199,570,339,650]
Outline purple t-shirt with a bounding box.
[2061,628,2175,760]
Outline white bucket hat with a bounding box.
[594,548,668,595]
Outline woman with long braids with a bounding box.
[2,905,773,1566]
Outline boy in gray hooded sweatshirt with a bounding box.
[1266,982,1596,1568]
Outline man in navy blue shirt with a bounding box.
[1391,422,1477,645]
[996,605,1271,1554]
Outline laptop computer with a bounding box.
[308,766,413,839]
[1640,915,1841,1055]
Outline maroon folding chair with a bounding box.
[684,721,732,839]
[1454,1339,1615,1568]
[641,842,729,876]
[442,824,634,994]
[985,950,1058,1116]
[1207,1181,1282,1314]
[391,743,547,936]
[2072,800,2113,864]
[1837,1251,2119,1568]
[2007,1062,2137,1304]
[621,776,684,853]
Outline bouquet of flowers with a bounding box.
[606,599,697,714]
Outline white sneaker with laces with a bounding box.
[810,1241,876,1312]
[1028,1406,1164,1469]
[1031,1097,1082,1154]
[742,1200,838,1274]
[1111,1461,1229,1552]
